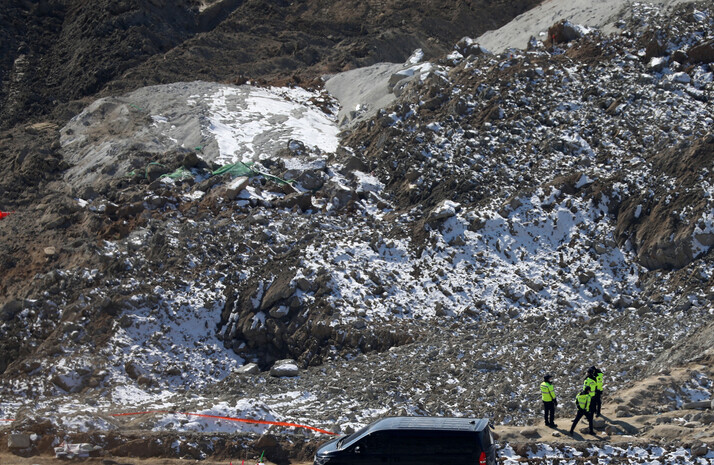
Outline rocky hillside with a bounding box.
[1,0,714,464]
[0,0,539,129]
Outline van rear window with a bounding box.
[482,428,493,449]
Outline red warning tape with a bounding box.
[111,410,337,435]
[1,419,15,422]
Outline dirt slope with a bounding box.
[496,362,714,445]
[0,0,540,130]
[2,363,712,464]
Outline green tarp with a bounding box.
[214,161,293,185]
[212,161,256,177]
[161,166,194,180]
[129,160,293,185]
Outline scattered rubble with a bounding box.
[0,1,713,464]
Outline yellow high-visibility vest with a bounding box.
[596,372,604,391]
[576,392,591,411]
[540,382,556,402]
[584,377,597,397]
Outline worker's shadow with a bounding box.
[597,414,639,435]
[568,429,602,440]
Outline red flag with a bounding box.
[0,211,14,220]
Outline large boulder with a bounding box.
[270,359,299,377]
[454,37,489,59]
[428,200,460,222]
[647,321,714,376]
[1,300,24,321]
[294,170,326,191]
[236,363,260,375]
[547,20,586,45]
[8,433,31,449]
[520,428,540,438]
[689,39,714,63]
[221,176,250,201]
[682,401,712,410]
[651,425,689,439]
[276,192,313,212]
[323,181,356,209]
[260,272,297,312]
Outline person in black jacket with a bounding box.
[569,386,595,436]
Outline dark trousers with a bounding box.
[592,391,602,415]
[570,408,593,433]
[543,401,555,425]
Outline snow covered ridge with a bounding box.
[60,81,339,189]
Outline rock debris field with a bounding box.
[1,1,714,464]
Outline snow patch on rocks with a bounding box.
[60,81,338,189]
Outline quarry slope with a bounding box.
[0,0,540,130]
[1,1,714,464]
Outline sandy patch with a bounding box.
[475,0,698,52]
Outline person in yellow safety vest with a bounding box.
[569,386,595,436]
[540,374,558,428]
[583,367,598,415]
[591,366,604,417]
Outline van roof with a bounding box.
[364,416,490,433]
[337,416,491,450]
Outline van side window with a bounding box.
[388,432,478,456]
[389,435,430,455]
[436,434,478,454]
[357,432,387,453]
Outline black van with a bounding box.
[313,416,497,465]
